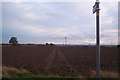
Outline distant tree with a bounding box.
[45,43,49,45]
[9,37,18,45]
[117,45,120,48]
[50,43,55,46]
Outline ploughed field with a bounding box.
[2,45,118,78]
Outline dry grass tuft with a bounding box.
[2,65,31,78]
[90,70,118,78]
[0,65,2,78]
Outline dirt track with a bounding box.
[45,47,56,72]
[45,47,78,76]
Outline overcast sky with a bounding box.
[1,0,119,45]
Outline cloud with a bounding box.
[23,26,46,35]
[23,12,38,20]
[2,2,118,45]
[2,0,119,2]
[105,29,118,33]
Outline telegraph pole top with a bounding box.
[96,0,99,2]
[93,0,100,14]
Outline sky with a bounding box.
[1,0,119,45]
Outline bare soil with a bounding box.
[2,45,118,78]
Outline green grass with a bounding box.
[3,71,37,78]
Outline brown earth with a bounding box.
[2,45,118,78]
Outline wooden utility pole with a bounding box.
[93,0,100,79]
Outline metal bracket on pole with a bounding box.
[93,2,100,14]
